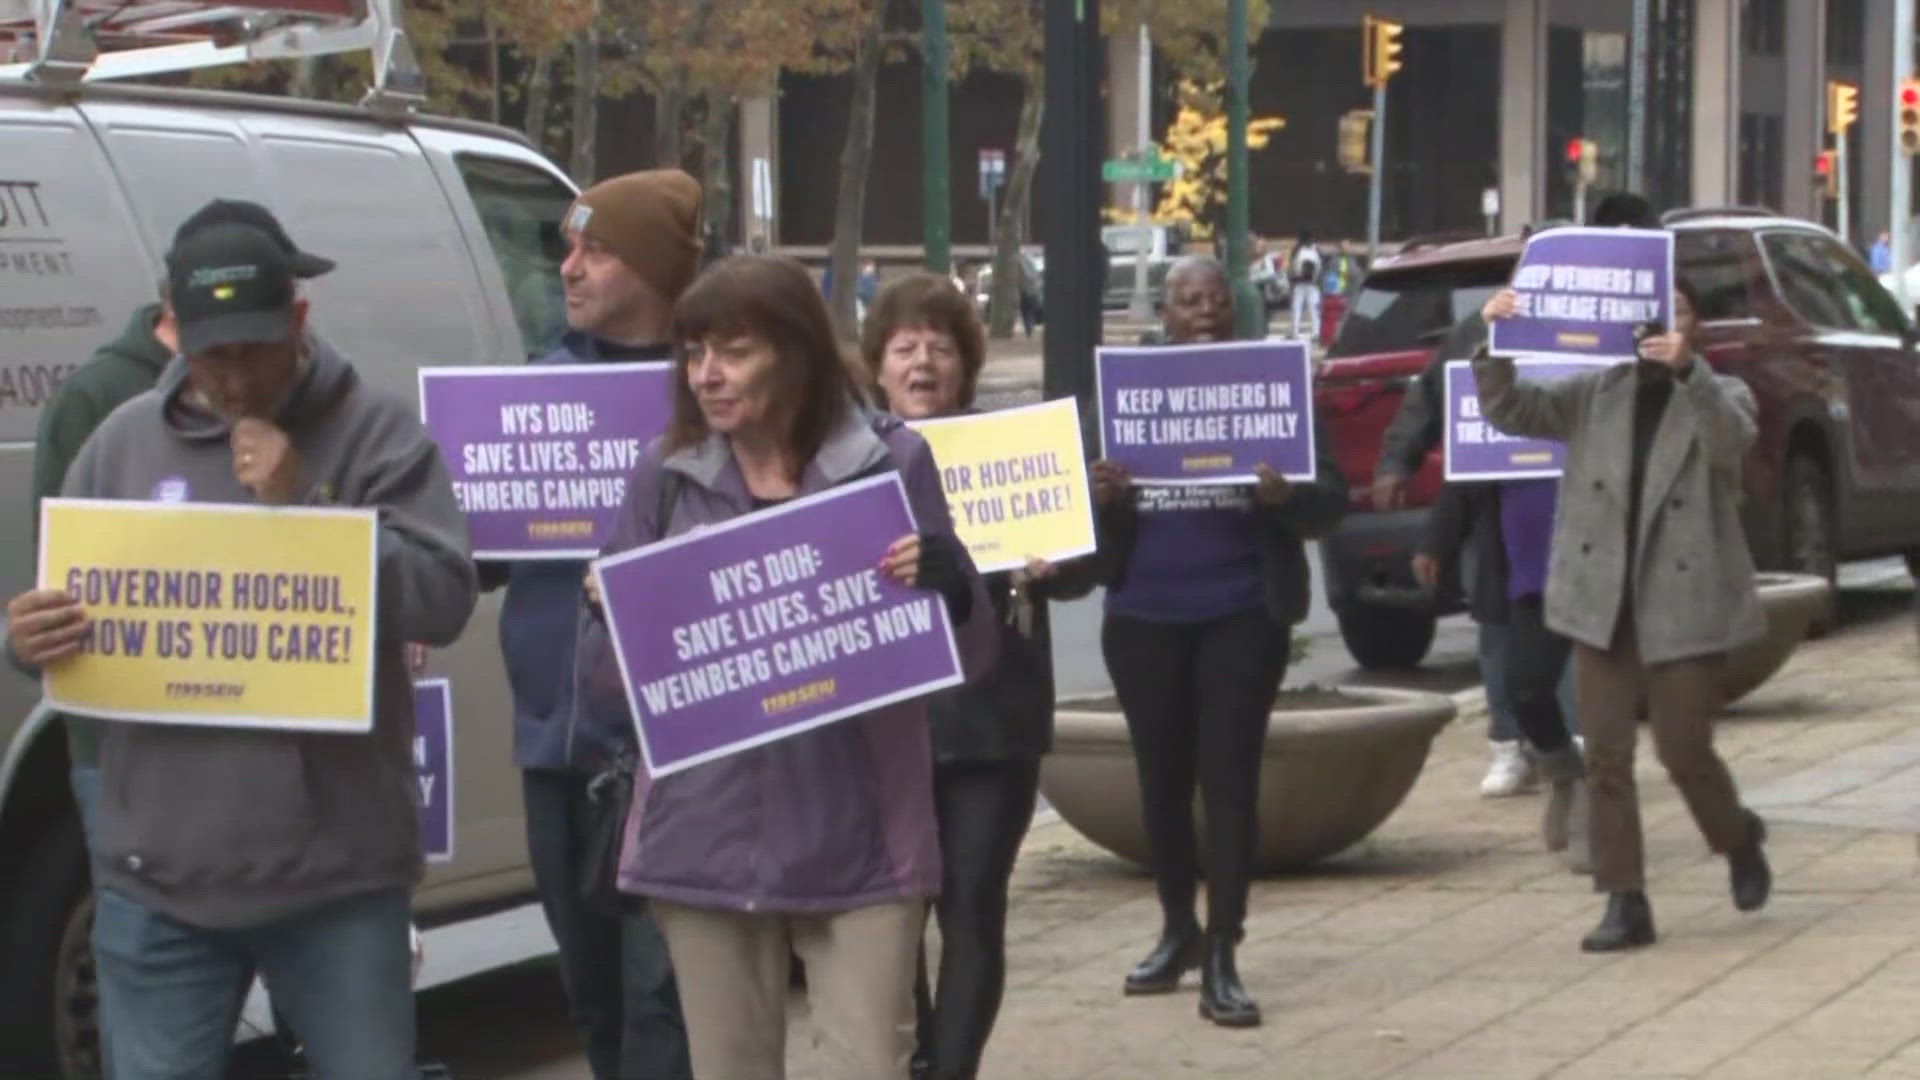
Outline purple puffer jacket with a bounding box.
[578,405,996,914]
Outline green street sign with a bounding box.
[1103,157,1176,183]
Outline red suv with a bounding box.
[1315,209,1920,667]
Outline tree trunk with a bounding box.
[486,13,502,126]
[570,28,600,184]
[699,95,735,261]
[654,85,686,169]
[525,51,554,160]
[827,1,888,340]
[987,68,1045,339]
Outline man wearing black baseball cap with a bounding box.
[9,213,475,1078]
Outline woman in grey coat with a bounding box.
[1472,278,1772,953]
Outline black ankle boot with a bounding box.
[1123,924,1203,995]
[1729,811,1772,913]
[1198,932,1260,1027]
[1581,891,1656,952]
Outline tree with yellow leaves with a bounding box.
[1150,80,1283,240]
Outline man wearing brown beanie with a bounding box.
[483,167,701,1080]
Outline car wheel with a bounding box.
[0,811,100,1080]
[1784,454,1838,637]
[1336,605,1437,670]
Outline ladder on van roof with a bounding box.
[0,0,423,114]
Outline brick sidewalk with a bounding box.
[785,591,1920,1079]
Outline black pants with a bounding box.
[914,758,1042,1080]
[1507,597,1575,755]
[1101,608,1290,938]
[522,769,690,1080]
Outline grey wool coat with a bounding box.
[1469,348,1766,665]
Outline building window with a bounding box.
[1827,0,1864,68]
[1742,0,1784,57]
[1737,111,1783,211]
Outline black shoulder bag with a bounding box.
[577,470,684,917]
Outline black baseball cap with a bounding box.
[172,198,335,278]
[167,223,298,356]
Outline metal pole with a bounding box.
[1366,79,1387,261]
[1838,129,1852,246]
[1574,179,1586,225]
[1627,0,1650,193]
[921,0,951,274]
[1129,22,1154,321]
[1226,0,1259,339]
[1041,0,1101,406]
[1892,0,1914,306]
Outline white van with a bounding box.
[0,4,575,1074]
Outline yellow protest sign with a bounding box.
[38,499,379,732]
[909,398,1096,574]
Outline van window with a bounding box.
[1762,231,1909,335]
[454,155,571,358]
[1674,230,1755,321]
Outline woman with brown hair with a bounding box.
[861,274,1098,1080]
[575,255,995,1079]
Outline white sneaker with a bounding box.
[1480,740,1537,798]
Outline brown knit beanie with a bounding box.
[565,169,705,302]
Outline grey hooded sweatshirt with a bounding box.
[57,340,478,929]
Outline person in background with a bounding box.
[578,255,994,1079]
[480,169,701,1080]
[8,216,475,1079]
[861,273,1098,1080]
[1288,231,1323,342]
[1094,256,1347,1028]
[1872,230,1892,276]
[1475,276,1773,953]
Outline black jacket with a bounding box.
[1094,418,1349,626]
[1421,480,1510,625]
[929,558,1098,764]
[1376,314,1490,481]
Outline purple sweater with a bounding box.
[1500,478,1559,601]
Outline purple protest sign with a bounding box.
[412,679,453,863]
[1489,227,1674,362]
[419,363,674,559]
[1443,359,1608,480]
[1097,340,1316,486]
[594,473,964,777]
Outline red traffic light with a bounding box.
[1904,85,1920,108]
[1815,151,1833,175]
[1566,138,1584,164]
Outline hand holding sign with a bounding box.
[7,588,89,668]
[1636,330,1689,371]
[1091,459,1131,508]
[1253,463,1291,506]
[1483,288,1519,324]
[231,418,305,505]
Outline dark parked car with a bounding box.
[1316,208,1920,668]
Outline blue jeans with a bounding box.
[1478,622,1577,744]
[91,886,415,1080]
[70,763,104,849]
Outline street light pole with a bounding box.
[921,0,951,275]
[1627,0,1650,194]
[1129,22,1154,322]
[1892,0,1914,305]
[1366,78,1387,260]
[1225,0,1260,340]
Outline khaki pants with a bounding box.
[1575,614,1751,893]
[651,899,925,1080]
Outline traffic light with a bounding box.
[1829,81,1859,135]
[1815,149,1838,199]
[1337,109,1374,174]
[1901,79,1920,156]
[1566,138,1598,185]
[1362,14,1403,89]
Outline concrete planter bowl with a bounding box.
[1721,572,1832,705]
[1040,687,1457,874]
